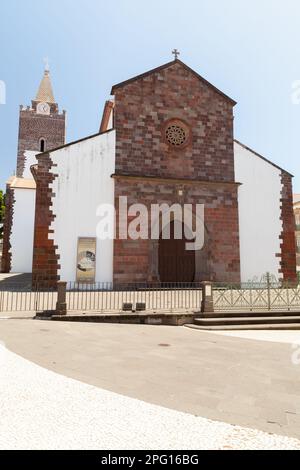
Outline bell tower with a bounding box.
[16,65,66,177]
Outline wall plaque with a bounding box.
[76,237,96,283]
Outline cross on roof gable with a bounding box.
[111,59,236,106]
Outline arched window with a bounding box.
[39,138,45,152]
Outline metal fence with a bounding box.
[66,282,202,313]
[0,281,202,313]
[1,276,300,314]
[213,278,300,312]
[0,282,57,313]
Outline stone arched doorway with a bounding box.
[148,211,212,283]
[158,220,195,282]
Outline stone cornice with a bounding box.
[111,173,241,187]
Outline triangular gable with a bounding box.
[111,59,236,106]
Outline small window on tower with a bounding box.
[40,139,45,152]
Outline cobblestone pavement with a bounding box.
[0,342,299,450]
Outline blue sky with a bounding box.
[0,0,299,190]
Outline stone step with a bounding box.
[194,315,300,326]
[201,310,300,319]
[185,323,300,331]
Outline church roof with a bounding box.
[6,176,36,189]
[293,194,300,204]
[35,70,55,103]
[234,140,293,177]
[111,59,236,105]
[36,128,115,157]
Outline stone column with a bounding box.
[56,281,67,315]
[148,239,160,282]
[201,281,214,314]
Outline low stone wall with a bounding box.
[50,311,196,326]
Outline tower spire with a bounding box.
[43,57,50,72]
[35,61,55,103]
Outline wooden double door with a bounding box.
[158,221,195,283]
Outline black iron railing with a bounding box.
[65,282,202,313]
[0,281,57,313]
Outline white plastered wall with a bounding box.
[10,188,36,273]
[23,150,38,178]
[234,141,283,282]
[49,131,116,283]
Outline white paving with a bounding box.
[0,342,299,450]
[209,330,300,344]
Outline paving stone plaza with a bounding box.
[1,318,300,449]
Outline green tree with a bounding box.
[0,190,5,239]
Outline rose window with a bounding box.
[165,123,188,147]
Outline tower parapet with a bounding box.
[16,67,66,177]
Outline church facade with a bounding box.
[2,59,297,284]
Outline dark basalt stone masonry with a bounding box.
[32,152,60,286]
[111,59,241,283]
[1,186,15,273]
[17,103,65,178]
[113,175,241,284]
[278,171,297,282]
[113,60,236,182]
